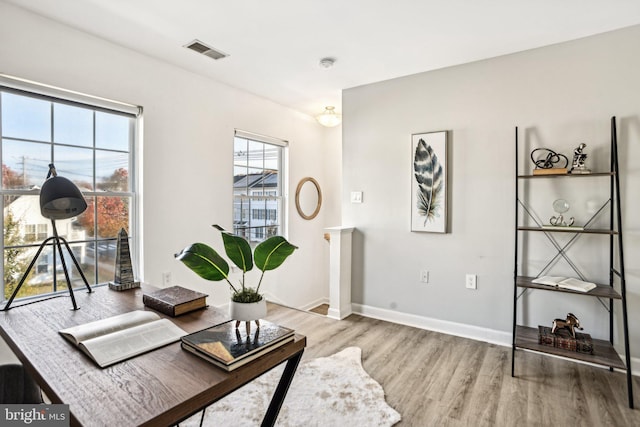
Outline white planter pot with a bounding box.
[229,299,267,322]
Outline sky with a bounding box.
[1,91,131,189]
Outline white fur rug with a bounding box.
[181,347,401,427]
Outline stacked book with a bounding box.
[143,285,208,317]
[538,325,594,354]
[181,319,295,371]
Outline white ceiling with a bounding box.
[6,0,640,118]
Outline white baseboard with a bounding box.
[630,357,640,377]
[262,292,287,306]
[219,294,328,312]
[351,303,511,346]
[351,303,640,376]
[295,297,330,312]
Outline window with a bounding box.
[251,209,266,220]
[24,224,48,242]
[1,76,139,303]
[233,130,286,242]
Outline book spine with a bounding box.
[142,295,176,317]
[538,326,593,354]
[555,338,577,352]
[538,331,554,346]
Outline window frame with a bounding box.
[233,129,288,242]
[0,74,141,304]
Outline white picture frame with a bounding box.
[411,131,448,233]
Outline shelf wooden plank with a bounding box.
[514,325,626,370]
[517,172,614,179]
[516,276,621,299]
[517,226,617,235]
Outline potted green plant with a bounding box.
[175,225,297,323]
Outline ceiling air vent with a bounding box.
[184,39,228,60]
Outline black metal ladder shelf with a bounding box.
[511,116,633,409]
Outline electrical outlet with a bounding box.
[420,270,429,283]
[162,271,171,287]
[465,274,477,290]
[350,191,363,203]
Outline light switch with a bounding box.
[350,191,363,203]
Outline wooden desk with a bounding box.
[0,285,306,426]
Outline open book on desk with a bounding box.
[531,276,597,293]
[59,310,186,368]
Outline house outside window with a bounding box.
[24,224,47,242]
[1,76,140,303]
[233,130,286,242]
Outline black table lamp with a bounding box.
[2,164,93,310]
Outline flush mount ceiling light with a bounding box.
[316,106,341,127]
[319,57,335,69]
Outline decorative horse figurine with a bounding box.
[552,313,583,338]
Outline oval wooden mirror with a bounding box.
[295,177,322,220]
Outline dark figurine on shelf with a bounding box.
[552,313,583,338]
[570,143,591,174]
[530,148,568,170]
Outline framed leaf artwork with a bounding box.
[411,131,448,233]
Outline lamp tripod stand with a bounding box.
[2,163,93,311]
[2,220,92,311]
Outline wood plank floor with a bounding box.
[308,303,329,315]
[266,304,640,426]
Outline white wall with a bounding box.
[0,2,340,308]
[343,25,640,357]
[5,0,638,361]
